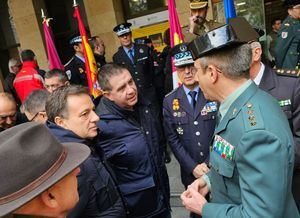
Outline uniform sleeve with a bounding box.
[292,78,300,165]
[202,130,292,218]
[163,98,198,174]
[274,24,295,68]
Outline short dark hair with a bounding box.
[46,85,90,122]
[98,63,128,91]
[45,69,69,83]
[20,49,35,62]
[23,90,48,115]
[271,18,281,26]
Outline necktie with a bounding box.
[188,91,197,109]
[128,49,134,63]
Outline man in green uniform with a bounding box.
[274,0,300,69]
[181,17,300,217]
[183,0,222,42]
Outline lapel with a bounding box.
[177,86,194,117]
[215,82,258,134]
[258,65,276,92]
[194,91,208,118]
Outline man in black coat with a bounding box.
[45,85,127,217]
[250,41,300,210]
[96,64,170,218]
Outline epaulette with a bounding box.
[242,102,264,132]
[165,87,179,98]
[275,68,300,78]
[64,57,75,67]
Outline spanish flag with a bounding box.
[73,3,101,98]
[167,0,184,88]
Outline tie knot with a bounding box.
[188,91,197,100]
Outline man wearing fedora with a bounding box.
[0,122,90,217]
[45,85,127,217]
[181,17,299,217]
[183,0,222,42]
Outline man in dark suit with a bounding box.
[250,41,300,210]
[163,43,217,189]
[112,23,158,111]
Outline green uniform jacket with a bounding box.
[274,16,300,69]
[203,82,299,218]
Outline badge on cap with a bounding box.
[120,24,124,28]
[139,48,144,53]
[179,44,187,52]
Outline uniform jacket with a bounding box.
[112,44,157,104]
[259,66,300,166]
[46,121,126,218]
[202,82,299,218]
[13,61,44,103]
[274,16,300,69]
[65,55,88,86]
[163,86,216,186]
[96,97,170,218]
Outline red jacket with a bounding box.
[13,61,45,103]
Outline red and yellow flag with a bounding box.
[73,4,101,98]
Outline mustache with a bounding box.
[194,16,205,24]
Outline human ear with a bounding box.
[40,190,58,209]
[54,116,67,128]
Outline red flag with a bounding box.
[167,0,184,88]
[73,4,101,98]
[42,17,64,70]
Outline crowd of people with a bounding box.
[0,0,299,217]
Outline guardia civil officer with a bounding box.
[181,17,300,217]
[274,0,300,69]
[65,34,88,86]
[163,43,216,189]
[250,41,300,210]
[112,23,159,112]
[183,0,222,42]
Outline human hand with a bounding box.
[192,163,210,178]
[188,177,209,197]
[181,187,207,215]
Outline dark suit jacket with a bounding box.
[259,65,300,166]
[163,86,216,186]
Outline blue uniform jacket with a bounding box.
[163,86,216,187]
[96,97,170,218]
[64,56,88,86]
[46,121,126,218]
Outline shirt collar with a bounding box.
[75,54,85,63]
[123,45,134,54]
[253,62,265,85]
[219,80,252,119]
[182,84,199,96]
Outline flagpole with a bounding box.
[41,8,45,19]
[73,0,78,7]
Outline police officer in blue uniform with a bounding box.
[65,35,88,86]
[274,0,300,69]
[112,23,159,111]
[250,41,300,210]
[163,43,216,189]
[181,17,300,217]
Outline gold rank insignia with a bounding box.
[79,68,84,74]
[172,99,180,111]
[246,102,257,126]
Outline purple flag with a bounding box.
[42,18,64,70]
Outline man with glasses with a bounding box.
[275,0,300,69]
[22,89,48,123]
[44,69,70,93]
[0,92,19,132]
[163,43,216,196]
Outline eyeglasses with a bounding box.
[0,112,17,121]
[29,111,45,122]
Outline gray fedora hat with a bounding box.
[0,122,90,216]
